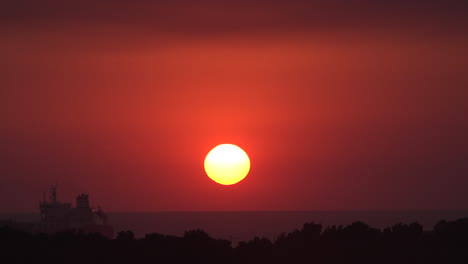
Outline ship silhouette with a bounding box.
[34,184,114,237]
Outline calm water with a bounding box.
[2,211,468,243]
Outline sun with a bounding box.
[204,144,250,185]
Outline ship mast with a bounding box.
[50,184,57,203]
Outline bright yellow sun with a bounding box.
[204,144,250,185]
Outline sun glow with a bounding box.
[204,144,250,185]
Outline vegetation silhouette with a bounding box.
[2,218,468,263]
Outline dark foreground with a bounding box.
[2,218,468,264]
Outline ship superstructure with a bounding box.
[37,185,113,237]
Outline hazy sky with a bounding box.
[1,0,468,212]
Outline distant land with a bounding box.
[3,215,468,263]
[2,211,468,243]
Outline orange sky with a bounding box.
[1,0,468,212]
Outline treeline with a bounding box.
[1,218,468,263]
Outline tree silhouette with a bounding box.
[2,218,468,263]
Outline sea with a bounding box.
[2,211,468,244]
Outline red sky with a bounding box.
[1,0,468,212]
